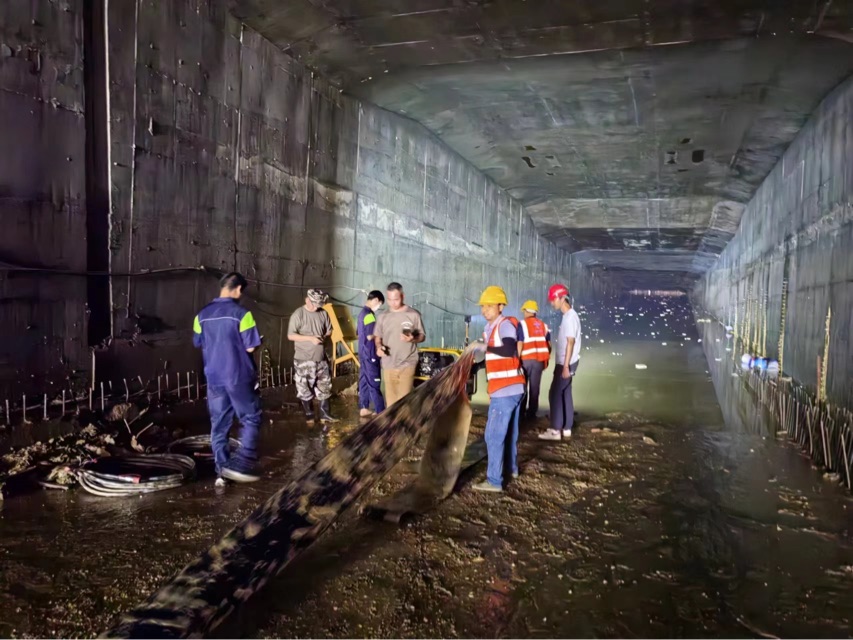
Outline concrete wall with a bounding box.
[1,0,573,394]
[0,1,89,396]
[695,75,853,407]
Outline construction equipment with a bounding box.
[415,348,477,398]
[322,302,359,377]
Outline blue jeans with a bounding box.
[207,383,261,474]
[358,356,386,413]
[484,394,523,487]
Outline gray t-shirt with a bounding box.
[375,306,425,370]
[556,307,582,365]
[288,306,332,362]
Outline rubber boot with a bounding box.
[302,400,315,423]
[318,399,338,423]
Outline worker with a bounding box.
[374,282,426,407]
[287,289,338,424]
[466,286,525,493]
[517,300,551,419]
[192,272,262,484]
[357,290,386,417]
[539,284,582,440]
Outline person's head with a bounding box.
[367,290,385,312]
[305,289,327,312]
[548,283,570,311]
[219,272,248,299]
[386,282,405,311]
[521,300,539,319]
[478,286,508,322]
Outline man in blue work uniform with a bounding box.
[193,272,263,484]
[356,290,386,417]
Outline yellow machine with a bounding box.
[322,302,360,377]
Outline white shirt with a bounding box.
[556,308,582,365]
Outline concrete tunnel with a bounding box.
[1,0,853,637]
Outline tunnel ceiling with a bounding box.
[230,0,853,282]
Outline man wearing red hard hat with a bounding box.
[539,284,582,440]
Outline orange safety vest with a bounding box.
[484,316,525,395]
[520,316,550,363]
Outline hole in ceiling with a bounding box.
[692,149,705,163]
[546,171,554,176]
[680,138,692,145]
[677,168,689,172]
[545,154,555,159]
[665,151,677,165]
[521,156,536,168]
[525,145,536,151]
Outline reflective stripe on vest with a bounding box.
[520,317,550,362]
[484,317,525,395]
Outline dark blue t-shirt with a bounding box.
[193,298,261,387]
[356,306,378,361]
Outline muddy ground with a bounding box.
[249,408,853,639]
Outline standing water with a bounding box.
[0,293,851,637]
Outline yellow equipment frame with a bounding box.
[323,303,360,377]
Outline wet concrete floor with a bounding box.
[1,294,852,637]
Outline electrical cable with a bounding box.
[76,454,196,497]
[166,435,239,466]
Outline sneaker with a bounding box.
[538,429,562,441]
[472,481,503,493]
[214,477,227,487]
[563,429,572,439]
[512,471,519,479]
[221,462,261,483]
[359,408,375,418]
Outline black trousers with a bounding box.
[521,359,545,417]
[549,361,579,432]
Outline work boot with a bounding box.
[472,481,502,493]
[221,458,261,483]
[302,400,315,423]
[319,399,339,423]
[320,400,338,422]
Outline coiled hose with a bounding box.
[76,454,196,497]
[167,434,239,466]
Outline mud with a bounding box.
[1,294,852,637]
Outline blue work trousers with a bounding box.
[207,382,261,474]
[484,393,523,487]
[358,356,386,413]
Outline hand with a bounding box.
[400,333,414,343]
[561,366,573,380]
[310,336,323,345]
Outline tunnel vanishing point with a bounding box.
[2,0,853,636]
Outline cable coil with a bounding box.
[76,454,196,497]
[167,435,239,466]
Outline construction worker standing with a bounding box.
[465,286,525,493]
[374,282,426,407]
[539,284,582,440]
[287,289,338,424]
[192,272,262,484]
[356,290,386,417]
[517,300,551,419]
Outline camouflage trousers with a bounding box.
[294,360,333,402]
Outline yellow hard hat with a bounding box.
[478,285,508,306]
[521,300,539,313]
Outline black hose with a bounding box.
[76,454,196,497]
